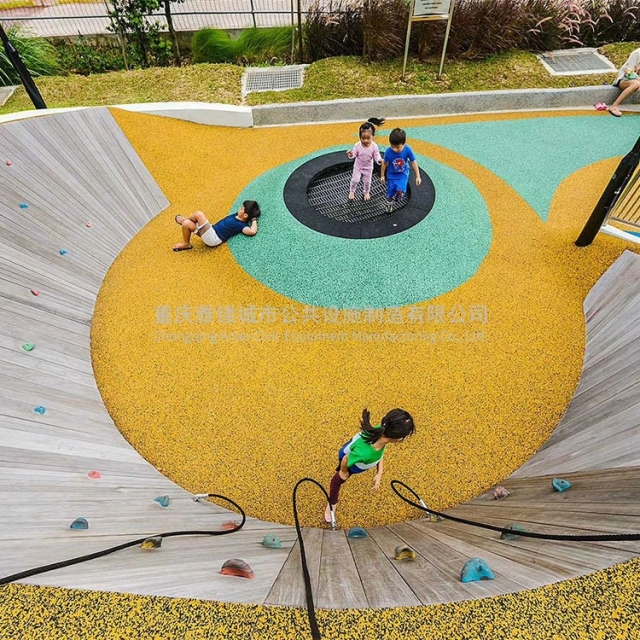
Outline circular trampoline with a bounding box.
[283,151,435,238]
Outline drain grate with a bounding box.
[537,48,617,76]
[242,65,305,95]
[307,163,407,224]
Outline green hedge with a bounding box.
[191,27,292,64]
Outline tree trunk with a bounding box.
[164,0,181,66]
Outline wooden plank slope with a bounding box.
[0,108,293,603]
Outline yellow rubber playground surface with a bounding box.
[4,109,640,639]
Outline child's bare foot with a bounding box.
[175,215,186,225]
[364,193,370,201]
[173,242,193,252]
[608,106,622,117]
[348,192,355,201]
[324,502,335,523]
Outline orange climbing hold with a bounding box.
[221,520,241,531]
[220,559,254,579]
[87,470,101,479]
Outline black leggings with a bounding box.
[329,472,347,505]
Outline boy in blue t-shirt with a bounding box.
[380,128,421,213]
[173,200,260,252]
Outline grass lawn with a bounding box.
[1,42,637,115]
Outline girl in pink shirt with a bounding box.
[347,117,385,201]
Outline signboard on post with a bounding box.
[401,0,455,81]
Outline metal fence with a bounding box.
[0,0,314,37]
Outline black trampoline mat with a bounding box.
[307,163,407,224]
[284,151,436,239]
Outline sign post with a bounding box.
[401,0,455,81]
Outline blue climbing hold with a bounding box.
[59,249,68,256]
[70,517,89,530]
[347,527,367,539]
[154,495,170,508]
[19,202,28,209]
[33,406,46,415]
[460,558,495,583]
[552,478,572,493]
[262,534,282,548]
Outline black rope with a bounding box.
[391,480,640,542]
[293,478,332,640]
[0,493,246,586]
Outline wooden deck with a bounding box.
[1,108,639,609]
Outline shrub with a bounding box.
[0,26,59,86]
[304,0,364,61]
[362,0,409,62]
[55,37,127,75]
[192,27,293,64]
[240,27,292,62]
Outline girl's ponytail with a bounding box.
[360,408,383,444]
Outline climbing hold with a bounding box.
[394,545,416,561]
[30,289,39,296]
[426,512,444,522]
[220,558,254,579]
[492,486,510,500]
[70,518,89,530]
[19,202,28,209]
[5,160,12,166]
[21,342,35,352]
[87,470,101,479]
[33,406,46,415]
[460,558,495,583]
[140,536,163,549]
[86,221,93,228]
[500,523,529,541]
[221,520,241,531]
[347,527,368,539]
[154,495,170,508]
[59,249,68,255]
[262,534,282,548]
[552,478,572,493]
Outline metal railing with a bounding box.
[0,0,313,37]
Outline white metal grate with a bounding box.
[537,48,617,76]
[242,65,305,95]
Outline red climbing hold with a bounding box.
[86,221,93,228]
[220,559,254,579]
[30,290,40,296]
[87,470,101,479]
[5,160,12,166]
[221,520,241,531]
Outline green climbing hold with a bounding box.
[154,495,170,508]
[460,558,494,583]
[21,342,35,352]
[500,523,529,540]
[262,534,282,548]
[394,545,416,561]
[141,536,163,549]
[552,478,572,493]
[70,518,89,530]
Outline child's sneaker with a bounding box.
[394,190,404,202]
[385,200,393,213]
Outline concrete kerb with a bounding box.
[0,85,638,128]
[251,85,640,126]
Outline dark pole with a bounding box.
[0,22,46,109]
[575,134,640,247]
[296,0,303,63]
